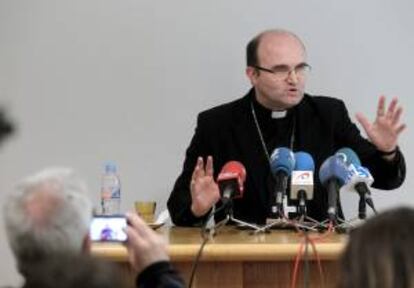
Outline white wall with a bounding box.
[1,0,413,284]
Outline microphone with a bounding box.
[217,161,246,207]
[291,152,315,216]
[318,155,349,221]
[270,147,295,217]
[336,148,376,218]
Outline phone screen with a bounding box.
[89,216,128,242]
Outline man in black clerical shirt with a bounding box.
[167,29,406,226]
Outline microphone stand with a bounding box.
[258,190,321,233]
[227,202,262,231]
[337,184,378,232]
[256,217,319,233]
[297,190,307,217]
[332,194,369,234]
[230,215,262,231]
[338,187,378,231]
[329,193,361,233]
[290,192,320,232]
[213,201,262,234]
[334,217,362,233]
[257,205,319,233]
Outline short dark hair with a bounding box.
[246,33,262,67]
[246,29,306,68]
[339,207,414,288]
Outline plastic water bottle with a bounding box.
[101,162,121,215]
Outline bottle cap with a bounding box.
[104,161,117,173]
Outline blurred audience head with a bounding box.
[22,254,127,288]
[0,108,14,145]
[339,207,414,288]
[3,167,92,274]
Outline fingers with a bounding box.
[205,156,214,177]
[125,213,161,253]
[125,212,153,239]
[396,123,407,135]
[124,215,144,267]
[191,157,205,181]
[191,156,214,182]
[126,211,145,231]
[377,95,386,118]
[191,157,205,193]
[125,225,141,250]
[382,96,405,129]
[386,97,398,118]
[124,212,169,273]
[392,106,403,126]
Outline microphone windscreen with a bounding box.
[294,152,315,171]
[336,147,361,166]
[218,161,246,199]
[270,147,295,176]
[318,155,349,186]
[218,161,246,184]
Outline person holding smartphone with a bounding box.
[3,167,184,288]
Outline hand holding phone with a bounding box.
[124,212,170,274]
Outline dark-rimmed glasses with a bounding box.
[252,63,311,79]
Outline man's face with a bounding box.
[246,33,308,110]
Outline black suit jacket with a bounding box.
[167,89,406,226]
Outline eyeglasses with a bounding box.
[252,63,311,79]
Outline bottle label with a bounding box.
[112,188,120,198]
[101,173,121,215]
[101,189,111,200]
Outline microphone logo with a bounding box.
[294,171,311,181]
[335,152,348,163]
[290,171,314,200]
[355,166,370,178]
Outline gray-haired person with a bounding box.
[3,167,184,288]
[3,167,92,273]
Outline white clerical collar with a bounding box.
[271,110,287,119]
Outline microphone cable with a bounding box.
[290,221,333,288]
[187,204,228,288]
[291,238,305,288]
[303,231,310,288]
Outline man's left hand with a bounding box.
[356,95,406,155]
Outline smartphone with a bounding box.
[89,215,128,242]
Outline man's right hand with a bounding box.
[125,213,169,274]
[190,156,220,217]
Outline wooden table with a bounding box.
[92,226,348,288]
